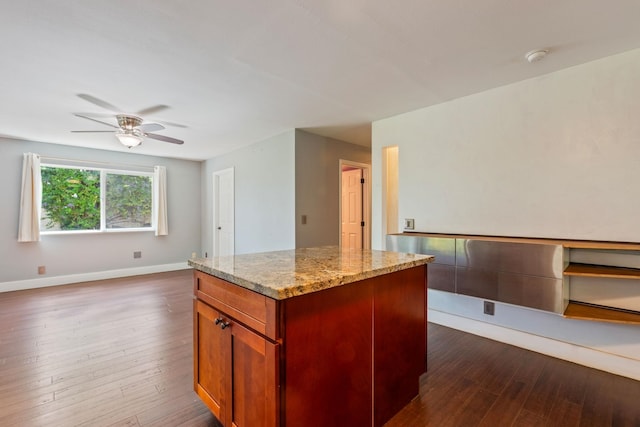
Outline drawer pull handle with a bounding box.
[215,317,231,329]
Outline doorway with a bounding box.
[213,168,234,257]
[339,160,371,250]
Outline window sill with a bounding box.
[41,228,155,236]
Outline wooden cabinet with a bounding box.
[193,265,427,427]
[194,272,280,427]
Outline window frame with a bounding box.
[40,163,155,235]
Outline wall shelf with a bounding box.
[564,301,640,325]
[564,263,640,280]
[563,261,640,324]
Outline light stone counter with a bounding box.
[188,246,434,300]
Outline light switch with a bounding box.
[404,218,415,230]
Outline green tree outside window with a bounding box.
[106,174,152,228]
[41,166,153,231]
[41,167,100,230]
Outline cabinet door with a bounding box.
[194,299,228,423]
[228,319,279,427]
[195,299,279,427]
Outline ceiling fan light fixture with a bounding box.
[73,95,185,146]
[116,129,144,147]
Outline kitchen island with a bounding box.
[188,247,434,427]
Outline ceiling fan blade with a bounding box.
[71,130,115,133]
[74,113,119,128]
[136,104,169,116]
[146,133,184,145]
[75,111,115,118]
[77,94,121,112]
[137,122,165,133]
[157,120,188,129]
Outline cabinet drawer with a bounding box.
[194,271,278,340]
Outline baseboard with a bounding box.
[428,309,640,381]
[0,262,190,293]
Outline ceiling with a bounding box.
[2,1,640,161]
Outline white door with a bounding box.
[213,168,234,257]
[341,168,363,249]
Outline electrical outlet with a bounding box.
[191,252,197,258]
[133,251,142,259]
[483,301,495,315]
[404,218,415,230]
[38,265,46,275]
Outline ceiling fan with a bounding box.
[72,94,185,147]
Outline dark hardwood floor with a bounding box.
[0,270,638,426]
[387,322,640,427]
[0,270,216,427]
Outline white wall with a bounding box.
[201,131,296,256]
[0,138,201,289]
[294,130,371,248]
[374,48,640,244]
[372,49,640,376]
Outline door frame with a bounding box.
[338,160,371,250]
[212,167,235,257]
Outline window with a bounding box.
[40,165,154,233]
[105,172,152,229]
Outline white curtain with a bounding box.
[154,165,168,236]
[18,153,42,242]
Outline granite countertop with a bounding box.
[188,246,434,300]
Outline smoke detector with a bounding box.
[525,49,548,63]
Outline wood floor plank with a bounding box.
[579,370,614,427]
[521,361,563,418]
[611,375,640,427]
[136,392,206,426]
[105,415,141,427]
[477,352,545,426]
[548,398,582,427]
[477,380,531,427]
[512,409,549,427]
[441,388,497,427]
[554,361,588,407]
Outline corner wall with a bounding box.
[294,130,371,248]
[372,49,640,377]
[201,131,296,256]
